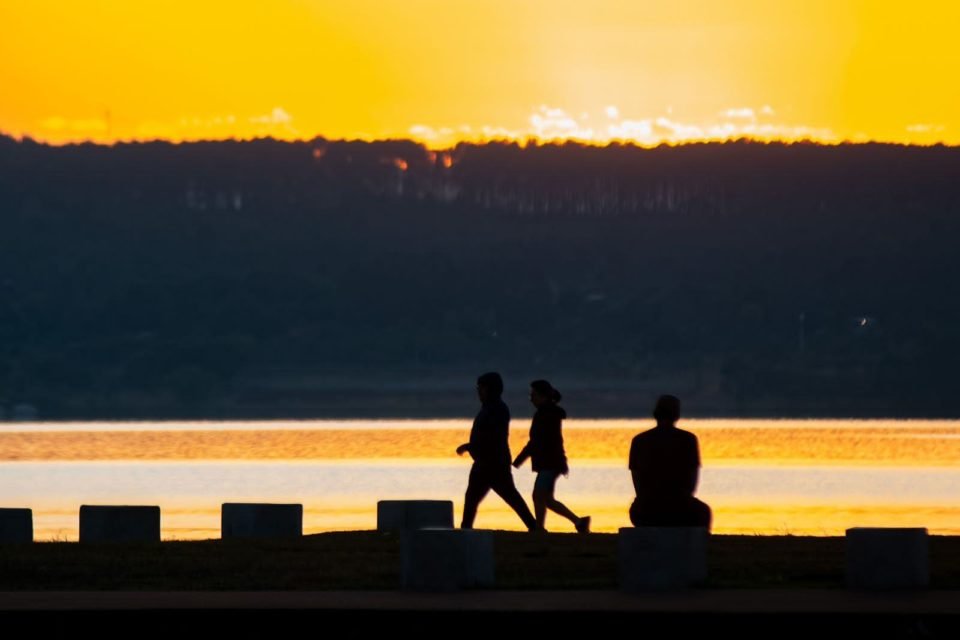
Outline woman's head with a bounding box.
[530,379,562,408]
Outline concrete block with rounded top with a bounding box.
[619,527,708,591]
[846,527,929,590]
[221,503,303,539]
[401,528,494,591]
[377,500,454,532]
[79,506,161,543]
[0,508,33,543]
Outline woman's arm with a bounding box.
[513,442,531,468]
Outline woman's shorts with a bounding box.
[533,470,562,493]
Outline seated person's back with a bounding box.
[628,395,711,529]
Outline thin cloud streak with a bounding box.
[906,123,946,134]
[21,104,945,149]
[34,107,299,144]
[410,104,836,148]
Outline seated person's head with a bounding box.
[653,394,680,425]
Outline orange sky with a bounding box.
[1,0,958,147]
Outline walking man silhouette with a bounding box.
[457,372,539,531]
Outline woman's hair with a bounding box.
[530,379,562,403]
[477,371,504,398]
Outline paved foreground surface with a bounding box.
[3,590,959,637]
[1,589,959,613]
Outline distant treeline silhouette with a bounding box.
[1,135,959,418]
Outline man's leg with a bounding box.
[490,467,538,531]
[689,497,712,531]
[461,464,490,529]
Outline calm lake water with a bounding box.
[2,419,960,539]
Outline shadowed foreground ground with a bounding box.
[5,534,960,637]
[3,532,960,590]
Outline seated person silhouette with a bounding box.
[628,395,711,530]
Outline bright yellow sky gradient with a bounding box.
[1,0,958,146]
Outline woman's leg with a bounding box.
[532,483,548,529]
[546,496,580,525]
[534,471,583,528]
[531,471,556,529]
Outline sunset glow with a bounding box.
[2,1,958,147]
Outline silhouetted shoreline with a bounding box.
[17,400,960,422]
[11,375,960,421]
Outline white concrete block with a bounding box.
[221,503,303,539]
[377,500,454,532]
[846,527,929,590]
[619,526,708,591]
[401,528,494,591]
[0,508,32,543]
[79,505,161,543]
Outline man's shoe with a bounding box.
[576,516,591,534]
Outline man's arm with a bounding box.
[631,468,643,496]
[628,437,643,495]
[683,463,700,495]
[683,434,701,495]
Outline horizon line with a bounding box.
[3,131,960,152]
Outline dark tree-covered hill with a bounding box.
[1,136,958,418]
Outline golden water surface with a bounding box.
[2,419,958,539]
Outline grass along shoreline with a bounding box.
[2,532,960,590]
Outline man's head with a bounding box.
[476,371,504,403]
[653,394,681,425]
